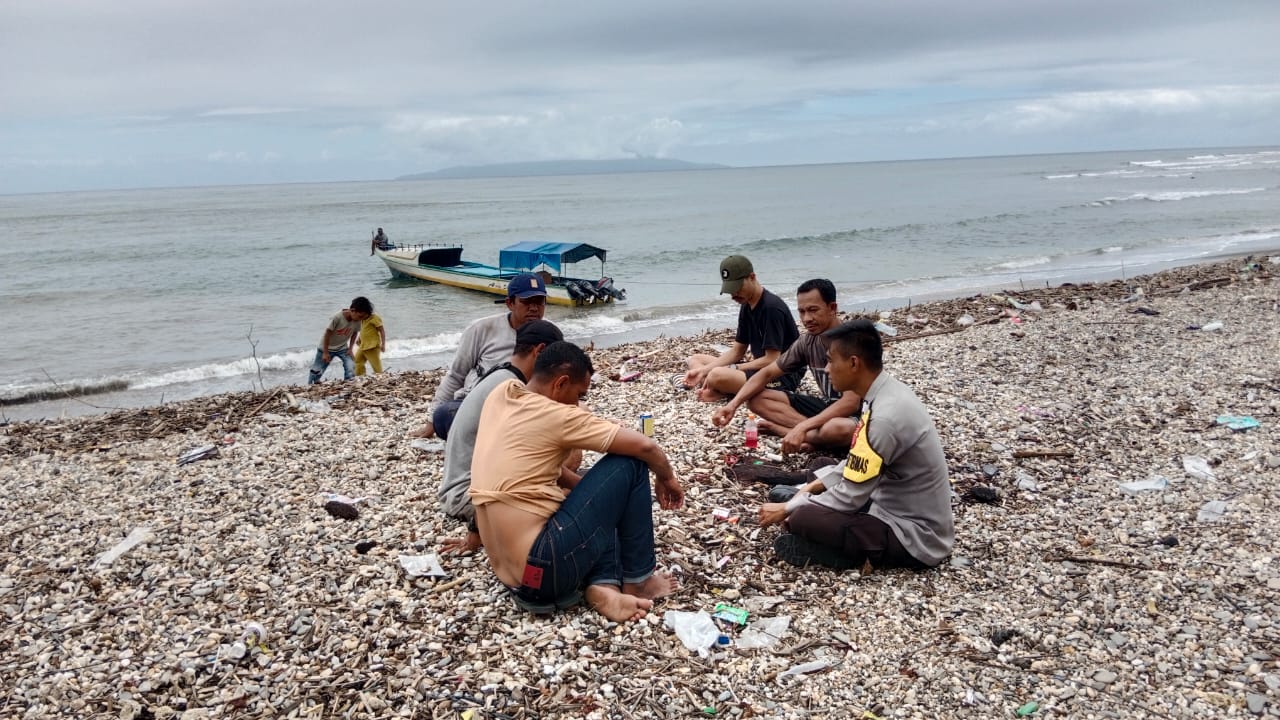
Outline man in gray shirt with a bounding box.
[758,319,954,570]
[410,273,548,439]
[437,319,565,553]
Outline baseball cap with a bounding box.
[507,273,548,299]
[719,255,754,294]
[515,319,563,346]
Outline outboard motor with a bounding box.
[566,281,586,303]
[573,280,596,304]
[597,277,626,301]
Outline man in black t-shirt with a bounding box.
[683,255,801,401]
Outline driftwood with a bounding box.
[1013,449,1074,459]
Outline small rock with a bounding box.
[966,486,1000,503]
[1246,693,1265,714]
[1093,669,1117,684]
[355,541,378,554]
[324,501,359,520]
[981,464,999,479]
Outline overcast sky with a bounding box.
[2,0,1278,194]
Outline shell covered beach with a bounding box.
[2,257,1279,719]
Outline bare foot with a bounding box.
[584,584,653,622]
[407,423,435,439]
[622,571,679,600]
[756,418,790,437]
[696,387,726,402]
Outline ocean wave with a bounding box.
[1095,246,1125,254]
[1091,187,1268,206]
[989,256,1051,270]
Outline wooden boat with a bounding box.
[373,240,625,307]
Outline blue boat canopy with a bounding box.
[499,241,607,273]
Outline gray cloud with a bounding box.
[1,0,1277,192]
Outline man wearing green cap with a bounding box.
[683,255,801,401]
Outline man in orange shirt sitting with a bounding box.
[469,341,684,622]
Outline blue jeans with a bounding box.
[432,400,464,440]
[509,454,657,613]
[308,347,354,384]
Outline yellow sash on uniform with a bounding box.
[842,406,883,483]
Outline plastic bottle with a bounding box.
[744,414,759,449]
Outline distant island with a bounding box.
[397,158,730,180]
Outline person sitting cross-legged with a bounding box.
[712,279,861,453]
[470,341,685,622]
[758,319,954,572]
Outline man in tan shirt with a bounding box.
[470,341,684,622]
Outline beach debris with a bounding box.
[320,492,367,520]
[1214,415,1260,431]
[712,603,749,626]
[965,486,1001,503]
[956,314,975,326]
[1118,476,1169,495]
[873,321,898,337]
[409,438,445,453]
[292,398,331,414]
[664,610,720,656]
[1009,298,1042,313]
[1199,320,1224,332]
[1121,288,1144,303]
[397,553,448,578]
[736,615,791,650]
[1016,701,1039,716]
[1015,472,1039,492]
[777,659,834,683]
[355,540,378,554]
[177,444,219,466]
[93,526,155,569]
[1132,306,1161,316]
[323,501,359,520]
[1196,500,1228,523]
[1182,455,1216,482]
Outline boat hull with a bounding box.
[375,248,611,307]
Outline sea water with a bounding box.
[1,146,1277,420]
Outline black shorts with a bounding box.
[744,369,802,393]
[786,392,835,418]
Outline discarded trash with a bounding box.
[94,526,155,569]
[736,615,791,649]
[1182,455,1216,482]
[711,507,733,521]
[777,659,833,682]
[712,603,750,626]
[956,314,975,326]
[1215,415,1260,431]
[397,553,448,578]
[241,622,267,647]
[355,540,378,554]
[410,438,446,452]
[715,555,732,568]
[965,486,1000,503]
[616,362,642,382]
[1199,320,1224,332]
[1133,306,1160,316]
[1016,701,1039,716]
[873,321,898,337]
[1118,476,1169,495]
[1196,500,1228,523]
[1015,472,1039,492]
[1009,299,1042,313]
[716,633,732,647]
[664,610,720,656]
[295,398,331,414]
[177,445,219,466]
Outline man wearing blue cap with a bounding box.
[410,273,548,440]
